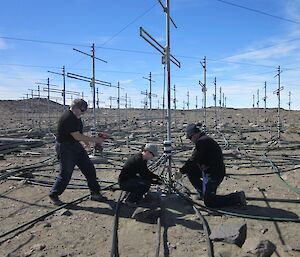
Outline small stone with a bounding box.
[131,207,161,223]
[58,209,72,216]
[31,243,46,251]
[242,238,276,257]
[43,222,51,228]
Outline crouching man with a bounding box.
[179,123,246,209]
[118,143,162,206]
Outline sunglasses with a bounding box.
[79,108,87,112]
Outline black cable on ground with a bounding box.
[193,206,214,257]
[110,191,125,257]
[0,183,117,241]
[0,156,56,180]
[165,181,300,223]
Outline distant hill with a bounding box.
[0,99,65,114]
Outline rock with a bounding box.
[283,243,300,252]
[57,209,72,216]
[131,207,161,223]
[128,133,135,139]
[31,243,46,251]
[242,238,276,257]
[209,220,247,247]
[216,251,234,257]
[259,225,268,234]
[43,222,51,228]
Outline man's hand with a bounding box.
[84,141,91,148]
[95,136,105,145]
[98,132,109,139]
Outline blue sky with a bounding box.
[1,0,300,109]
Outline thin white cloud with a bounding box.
[226,38,300,63]
[285,0,300,23]
[0,38,7,49]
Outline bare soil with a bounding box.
[0,99,299,257]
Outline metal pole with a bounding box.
[62,66,66,110]
[264,81,267,127]
[92,43,96,132]
[26,94,29,125]
[173,84,176,128]
[91,44,97,156]
[203,56,207,128]
[222,93,224,108]
[149,72,153,136]
[257,89,259,125]
[219,86,222,124]
[166,0,172,185]
[118,82,121,133]
[37,85,41,130]
[288,91,291,112]
[214,77,217,128]
[222,92,225,120]
[125,93,128,121]
[162,65,166,130]
[47,78,50,132]
[277,66,281,140]
[166,0,171,141]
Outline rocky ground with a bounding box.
[0,99,299,257]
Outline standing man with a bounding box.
[119,143,162,206]
[49,99,106,205]
[179,123,247,209]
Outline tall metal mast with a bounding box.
[140,0,180,184]
[91,43,96,132]
[213,77,217,128]
[274,66,283,140]
[199,56,207,129]
[257,89,259,125]
[173,84,177,129]
[288,91,291,112]
[263,81,267,127]
[143,72,157,136]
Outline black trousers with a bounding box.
[119,178,151,202]
[187,167,240,208]
[50,142,100,197]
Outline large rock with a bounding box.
[209,220,247,247]
[131,207,161,223]
[242,238,276,257]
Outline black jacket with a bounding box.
[180,134,225,179]
[118,153,159,183]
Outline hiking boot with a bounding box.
[236,191,247,209]
[90,193,107,202]
[49,195,64,206]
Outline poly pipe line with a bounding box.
[193,206,214,257]
[110,191,124,257]
[165,180,300,223]
[0,183,117,240]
